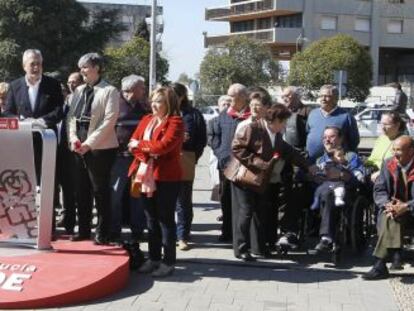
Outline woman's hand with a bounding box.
[128,139,139,153]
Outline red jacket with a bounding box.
[128,114,184,181]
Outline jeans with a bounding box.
[141,181,180,265]
[110,155,146,239]
[176,181,194,241]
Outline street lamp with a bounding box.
[149,0,157,92]
[295,33,308,53]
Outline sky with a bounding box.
[78,0,229,81]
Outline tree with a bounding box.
[135,19,150,42]
[104,36,169,88]
[288,34,372,102]
[0,0,124,80]
[199,36,281,95]
[177,72,193,85]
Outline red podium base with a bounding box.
[0,239,129,309]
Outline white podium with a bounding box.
[0,118,56,249]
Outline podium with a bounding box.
[0,118,56,249]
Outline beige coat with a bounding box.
[67,79,119,150]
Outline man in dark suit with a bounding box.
[4,49,64,182]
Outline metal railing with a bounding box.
[206,0,273,20]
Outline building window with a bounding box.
[321,16,337,30]
[387,20,403,33]
[354,18,370,32]
[231,20,254,33]
[275,14,303,28]
[388,0,404,3]
[257,17,271,30]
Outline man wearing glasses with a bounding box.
[306,84,360,163]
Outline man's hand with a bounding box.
[385,198,409,219]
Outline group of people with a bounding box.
[0,49,206,278]
[209,82,414,280]
[1,48,413,281]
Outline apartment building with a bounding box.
[78,0,161,47]
[205,0,414,85]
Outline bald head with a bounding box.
[67,72,83,93]
[393,135,414,166]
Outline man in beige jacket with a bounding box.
[67,52,119,245]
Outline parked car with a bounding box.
[355,106,414,152]
[200,105,219,122]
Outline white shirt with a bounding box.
[25,75,42,112]
[320,106,338,117]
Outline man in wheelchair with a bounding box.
[364,135,414,280]
[311,126,365,252]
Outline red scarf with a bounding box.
[227,106,251,120]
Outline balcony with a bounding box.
[205,0,303,22]
[204,27,302,51]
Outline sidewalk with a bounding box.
[38,151,414,310]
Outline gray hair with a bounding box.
[78,53,104,72]
[283,86,299,96]
[22,49,43,64]
[228,83,248,97]
[121,74,145,91]
[218,95,231,105]
[320,84,339,98]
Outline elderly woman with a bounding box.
[226,103,311,261]
[67,53,119,245]
[366,111,406,183]
[128,86,184,277]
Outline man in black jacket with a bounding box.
[4,49,64,182]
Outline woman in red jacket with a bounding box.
[128,86,184,277]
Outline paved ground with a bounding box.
[3,149,414,310]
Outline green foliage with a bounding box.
[0,0,124,80]
[199,36,280,95]
[104,36,169,88]
[288,34,372,102]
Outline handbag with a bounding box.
[130,172,141,198]
[224,156,269,193]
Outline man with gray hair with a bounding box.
[211,83,251,242]
[109,74,148,244]
[306,84,359,163]
[4,49,64,179]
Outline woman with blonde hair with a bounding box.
[128,86,184,277]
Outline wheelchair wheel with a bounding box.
[350,195,372,253]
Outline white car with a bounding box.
[200,105,219,122]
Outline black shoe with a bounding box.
[94,235,109,245]
[70,234,90,242]
[362,266,389,280]
[390,251,404,271]
[237,252,256,262]
[315,238,333,252]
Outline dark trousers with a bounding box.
[176,181,194,241]
[141,181,180,265]
[110,155,146,238]
[279,182,313,234]
[231,183,266,256]
[259,183,280,248]
[319,190,342,239]
[73,148,117,238]
[56,143,77,232]
[219,171,232,239]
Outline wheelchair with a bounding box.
[276,181,375,266]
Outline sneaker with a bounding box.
[276,232,299,250]
[151,263,174,277]
[315,237,333,252]
[177,240,190,251]
[138,259,160,273]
